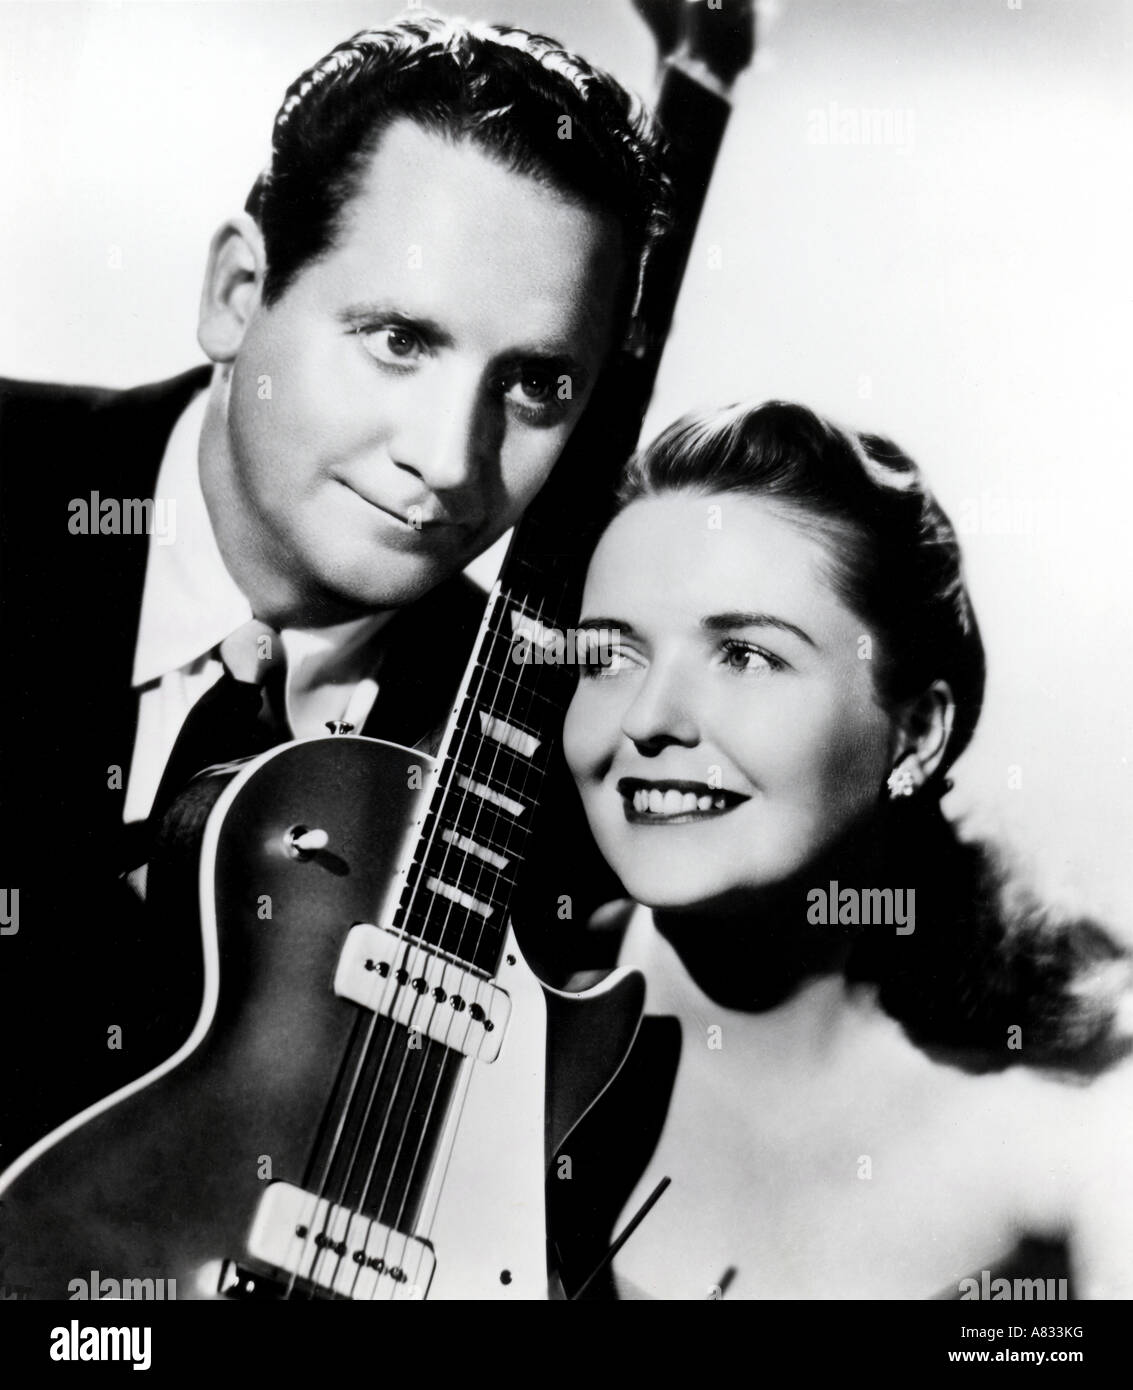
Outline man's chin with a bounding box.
[317,549,469,616]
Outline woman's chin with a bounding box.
[613,867,756,915]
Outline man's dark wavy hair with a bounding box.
[619,401,1130,1067]
[244,16,670,341]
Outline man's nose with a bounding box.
[620,661,700,754]
[388,363,498,508]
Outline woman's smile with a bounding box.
[617,777,751,824]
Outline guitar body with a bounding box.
[0,737,560,1300]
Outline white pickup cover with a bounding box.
[334,923,510,1062]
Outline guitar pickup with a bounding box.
[334,923,509,1062]
[247,1182,435,1300]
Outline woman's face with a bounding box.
[563,490,899,912]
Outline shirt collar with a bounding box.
[132,388,249,687]
[132,386,391,718]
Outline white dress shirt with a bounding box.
[124,387,389,824]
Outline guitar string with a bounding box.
[356,580,554,1298]
[283,568,570,1298]
[319,579,550,1299]
[380,558,582,1297]
[284,584,507,1298]
[384,582,557,1296]
[363,580,559,1298]
[312,585,512,1298]
[355,583,551,1295]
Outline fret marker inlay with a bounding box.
[457,775,526,818]
[442,828,510,871]
[478,710,540,759]
[426,876,494,919]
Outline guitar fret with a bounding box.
[454,733,543,785]
[468,660,564,713]
[440,827,510,871]
[478,711,540,759]
[456,774,526,818]
[433,807,524,861]
[469,680,548,735]
[398,903,496,965]
[422,848,516,898]
[405,843,517,901]
[400,861,503,917]
[425,876,495,920]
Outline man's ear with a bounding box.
[890,679,956,782]
[198,214,266,363]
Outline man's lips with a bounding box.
[339,480,472,532]
[615,777,750,824]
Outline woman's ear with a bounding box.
[197,214,266,363]
[891,679,956,784]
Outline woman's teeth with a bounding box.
[631,789,726,815]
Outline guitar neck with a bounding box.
[387,574,575,976]
[388,19,751,979]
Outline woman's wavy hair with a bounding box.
[618,401,1129,1067]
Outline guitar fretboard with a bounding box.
[389,543,579,976]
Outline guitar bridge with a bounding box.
[334,923,510,1062]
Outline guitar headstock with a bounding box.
[632,0,756,91]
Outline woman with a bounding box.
[550,401,1132,1300]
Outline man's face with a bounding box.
[213,119,623,617]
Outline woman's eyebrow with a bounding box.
[701,611,816,648]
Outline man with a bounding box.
[0,16,667,1160]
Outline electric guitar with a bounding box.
[0,0,755,1301]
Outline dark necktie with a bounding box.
[147,619,286,839]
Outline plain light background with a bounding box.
[2,0,1130,935]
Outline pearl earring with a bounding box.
[887,764,918,799]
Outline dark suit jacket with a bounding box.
[0,369,489,1158]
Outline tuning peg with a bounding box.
[686,0,756,89]
[631,0,683,59]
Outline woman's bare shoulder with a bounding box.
[968,1003,1133,1297]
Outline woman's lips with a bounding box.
[615,777,750,825]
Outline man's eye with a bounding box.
[499,368,565,420]
[357,326,424,367]
[511,371,553,403]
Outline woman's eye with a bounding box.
[357,326,424,367]
[721,640,783,675]
[577,635,637,679]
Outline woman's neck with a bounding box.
[646,826,888,1059]
[654,894,855,1010]
[643,917,867,1071]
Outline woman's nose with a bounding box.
[620,662,700,754]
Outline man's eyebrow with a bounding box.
[701,612,817,648]
[340,302,595,371]
[340,304,455,348]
